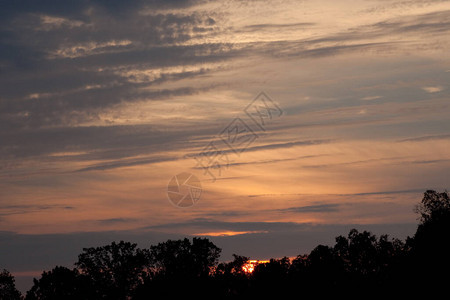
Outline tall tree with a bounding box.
[25,266,92,300]
[0,269,22,300]
[410,190,450,288]
[134,238,221,299]
[75,241,149,299]
[414,190,450,224]
[149,237,221,279]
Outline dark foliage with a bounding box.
[74,241,149,299]
[25,267,93,300]
[409,190,450,289]
[0,269,22,300]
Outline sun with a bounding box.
[242,260,270,273]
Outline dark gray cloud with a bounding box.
[74,155,181,172]
[239,22,315,32]
[188,140,333,162]
[277,203,341,213]
[0,122,220,165]
[218,154,329,168]
[96,218,138,225]
[0,0,206,22]
[369,9,450,35]
[398,134,450,142]
[0,204,74,217]
[410,159,450,165]
[0,0,226,133]
[248,188,427,198]
[239,139,333,152]
[337,189,429,197]
[302,156,405,169]
[262,41,404,59]
[198,203,341,218]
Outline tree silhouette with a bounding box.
[25,266,92,300]
[0,269,22,300]
[335,229,378,276]
[409,190,450,289]
[148,237,221,279]
[253,257,290,281]
[214,254,249,278]
[412,190,450,257]
[75,241,149,299]
[212,254,253,298]
[134,237,221,299]
[414,190,450,224]
[308,244,341,284]
[18,190,450,298]
[288,254,308,277]
[251,257,291,298]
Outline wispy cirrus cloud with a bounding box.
[277,203,341,214]
[398,134,450,142]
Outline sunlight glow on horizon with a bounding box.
[242,260,271,274]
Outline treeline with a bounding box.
[1,190,450,299]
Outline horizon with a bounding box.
[1,0,449,295]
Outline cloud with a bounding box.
[50,40,133,59]
[422,86,444,93]
[241,139,333,152]
[411,159,450,164]
[349,189,427,196]
[262,9,450,59]
[361,96,382,101]
[2,2,449,138]
[398,134,450,142]
[221,154,329,168]
[0,204,74,217]
[277,203,341,213]
[0,121,220,163]
[188,140,333,161]
[97,218,137,225]
[0,1,231,133]
[193,230,268,237]
[146,218,307,233]
[248,188,427,198]
[0,0,205,22]
[240,22,315,32]
[302,157,405,169]
[73,155,181,172]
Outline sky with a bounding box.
[1,0,450,293]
